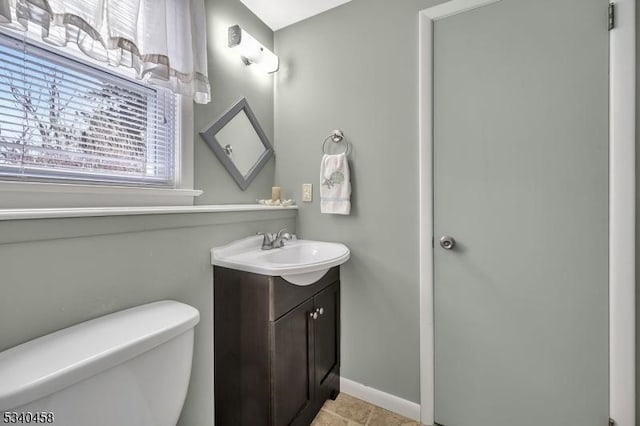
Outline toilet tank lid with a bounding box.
[0,300,200,411]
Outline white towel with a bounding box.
[320,153,351,215]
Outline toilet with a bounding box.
[0,300,200,426]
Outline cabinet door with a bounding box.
[313,283,340,389]
[271,299,314,426]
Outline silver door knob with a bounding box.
[317,307,324,315]
[310,312,318,320]
[439,236,455,250]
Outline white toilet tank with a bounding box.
[0,300,200,426]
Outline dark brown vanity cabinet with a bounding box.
[214,266,341,426]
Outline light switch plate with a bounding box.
[302,184,313,202]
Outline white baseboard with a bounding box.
[340,377,422,422]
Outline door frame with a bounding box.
[417,1,636,425]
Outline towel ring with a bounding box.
[322,130,351,156]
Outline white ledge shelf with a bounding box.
[0,204,298,221]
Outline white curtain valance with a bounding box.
[0,0,211,104]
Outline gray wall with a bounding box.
[274,0,443,403]
[0,211,295,426]
[195,0,276,204]
[0,2,285,426]
[636,3,639,425]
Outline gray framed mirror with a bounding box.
[200,97,274,190]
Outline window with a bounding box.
[0,32,177,188]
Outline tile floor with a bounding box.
[311,393,420,426]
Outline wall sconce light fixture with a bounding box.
[228,25,279,74]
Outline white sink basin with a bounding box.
[211,235,350,285]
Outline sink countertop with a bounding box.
[211,235,350,285]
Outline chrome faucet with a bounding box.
[258,228,294,250]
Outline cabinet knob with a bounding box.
[317,307,324,315]
[310,312,318,320]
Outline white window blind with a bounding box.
[0,32,176,187]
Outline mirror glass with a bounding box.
[215,110,266,177]
[200,97,274,190]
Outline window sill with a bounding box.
[0,181,203,209]
[0,204,298,221]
